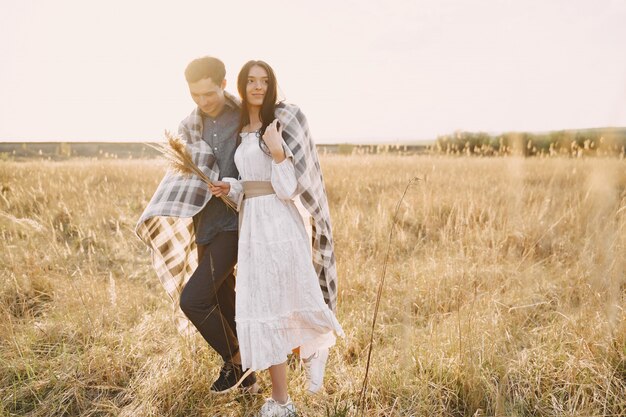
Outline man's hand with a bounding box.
[209,181,231,198]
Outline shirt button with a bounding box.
[214,147,218,151]
[213,134,217,137]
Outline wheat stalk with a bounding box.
[148,131,237,210]
[358,176,422,416]
[0,211,46,232]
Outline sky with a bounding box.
[1,0,625,144]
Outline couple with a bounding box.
[136,56,344,416]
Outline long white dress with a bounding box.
[230,131,344,371]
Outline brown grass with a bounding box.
[0,155,624,416]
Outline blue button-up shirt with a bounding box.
[192,97,240,245]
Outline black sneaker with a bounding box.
[240,368,259,394]
[210,362,259,394]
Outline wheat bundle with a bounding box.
[150,131,237,210]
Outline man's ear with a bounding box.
[221,79,227,90]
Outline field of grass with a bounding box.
[1,155,625,416]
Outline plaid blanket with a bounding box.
[275,103,338,313]
[136,97,338,335]
[135,92,239,334]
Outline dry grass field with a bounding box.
[1,155,625,416]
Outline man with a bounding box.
[136,56,257,393]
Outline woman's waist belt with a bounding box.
[243,181,275,199]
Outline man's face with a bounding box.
[188,77,226,117]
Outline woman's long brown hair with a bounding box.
[236,60,279,152]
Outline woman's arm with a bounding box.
[271,156,298,200]
[262,119,300,199]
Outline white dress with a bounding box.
[229,131,344,371]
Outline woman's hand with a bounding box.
[209,181,231,198]
[262,119,286,163]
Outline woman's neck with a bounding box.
[247,107,262,129]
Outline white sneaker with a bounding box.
[302,347,329,394]
[255,397,297,417]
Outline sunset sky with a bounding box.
[1,0,625,143]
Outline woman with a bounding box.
[211,60,344,416]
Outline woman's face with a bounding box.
[246,65,269,109]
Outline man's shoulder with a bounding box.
[179,107,200,126]
[224,91,241,109]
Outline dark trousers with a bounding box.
[179,231,239,363]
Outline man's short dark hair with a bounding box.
[184,56,226,84]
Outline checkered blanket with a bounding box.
[275,103,338,313]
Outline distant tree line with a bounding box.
[0,142,431,160]
[2,128,625,160]
[0,142,163,160]
[433,128,626,157]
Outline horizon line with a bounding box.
[1,125,625,144]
